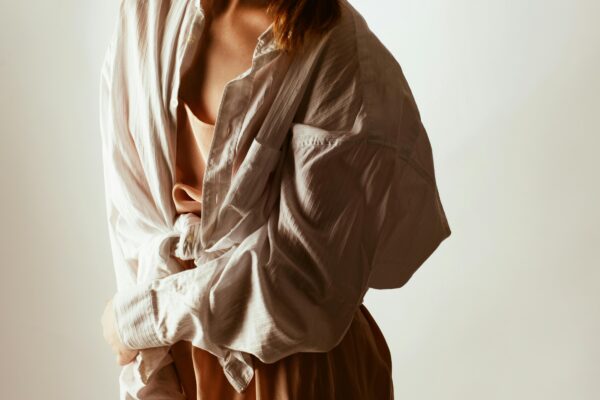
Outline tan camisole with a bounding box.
[171,101,215,218]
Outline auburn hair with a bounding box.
[201,0,342,53]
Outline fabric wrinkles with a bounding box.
[99,0,451,398]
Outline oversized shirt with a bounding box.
[98,0,452,398]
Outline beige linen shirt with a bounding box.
[99,0,452,398]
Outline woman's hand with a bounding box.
[101,296,140,365]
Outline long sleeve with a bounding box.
[99,4,190,398]
[99,4,191,313]
[112,121,452,365]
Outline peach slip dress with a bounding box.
[168,100,395,399]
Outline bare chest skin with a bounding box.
[178,5,274,125]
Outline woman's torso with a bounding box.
[169,5,393,399]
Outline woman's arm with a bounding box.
[111,120,451,363]
[98,3,187,398]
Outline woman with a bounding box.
[99,0,451,398]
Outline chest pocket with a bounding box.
[223,135,287,219]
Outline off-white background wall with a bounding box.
[0,0,598,399]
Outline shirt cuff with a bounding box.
[112,283,164,350]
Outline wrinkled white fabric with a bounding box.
[98,0,452,398]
